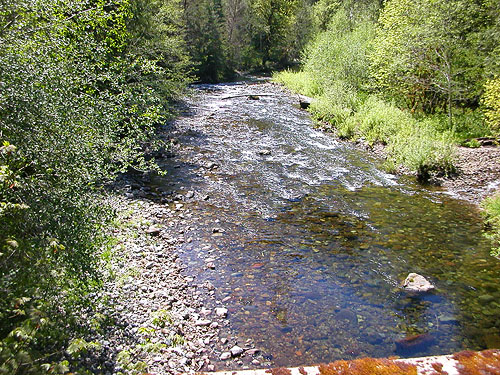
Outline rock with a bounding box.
[395,333,435,355]
[248,95,259,100]
[402,273,435,293]
[220,352,232,360]
[207,365,216,371]
[145,226,161,236]
[185,191,195,199]
[230,345,244,357]
[438,315,458,324]
[478,294,495,304]
[258,149,271,156]
[215,307,228,317]
[195,319,212,326]
[246,349,260,356]
[299,95,312,109]
[252,359,260,366]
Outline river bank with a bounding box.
[280,82,500,206]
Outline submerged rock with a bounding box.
[402,273,435,293]
[230,345,244,357]
[395,333,435,355]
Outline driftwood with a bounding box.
[464,137,500,146]
[219,94,283,100]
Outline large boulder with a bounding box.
[402,273,435,293]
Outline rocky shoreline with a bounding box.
[82,177,266,374]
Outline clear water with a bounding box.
[153,81,500,367]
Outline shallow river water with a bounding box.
[154,80,500,368]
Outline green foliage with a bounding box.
[249,0,300,67]
[481,193,500,257]
[483,77,500,133]
[151,309,173,328]
[371,0,485,119]
[309,82,360,128]
[273,70,322,97]
[184,0,229,82]
[0,0,191,372]
[344,96,456,178]
[304,8,376,94]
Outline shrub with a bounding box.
[483,77,500,133]
[0,0,190,372]
[345,96,456,178]
[482,193,500,257]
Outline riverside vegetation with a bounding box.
[1,0,500,373]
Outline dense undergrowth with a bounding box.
[0,0,190,373]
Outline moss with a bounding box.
[266,368,292,375]
[453,349,500,375]
[318,357,417,375]
[431,362,444,373]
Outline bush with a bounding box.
[309,82,360,129]
[482,193,500,257]
[273,70,323,97]
[483,77,500,133]
[0,0,190,372]
[303,9,375,93]
[344,96,456,178]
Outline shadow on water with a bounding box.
[151,81,500,367]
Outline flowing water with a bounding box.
[153,80,500,368]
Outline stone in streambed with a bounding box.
[220,352,231,360]
[230,345,244,357]
[258,150,271,156]
[195,319,212,326]
[395,333,435,355]
[402,273,435,293]
[145,226,161,236]
[215,307,228,317]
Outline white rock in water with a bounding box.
[215,307,228,317]
[230,345,244,357]
[403,273,435,293]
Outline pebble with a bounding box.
[145,226,161,236]
[195,319,212,326]
[220,352,232,360]
[215,307,228,317]
[230,345,244,357]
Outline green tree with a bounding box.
[371,0,485,127]
[0,0,190,371]
[248,0,300,67]
[184,0,229,82]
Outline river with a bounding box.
[152,79,500,368]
